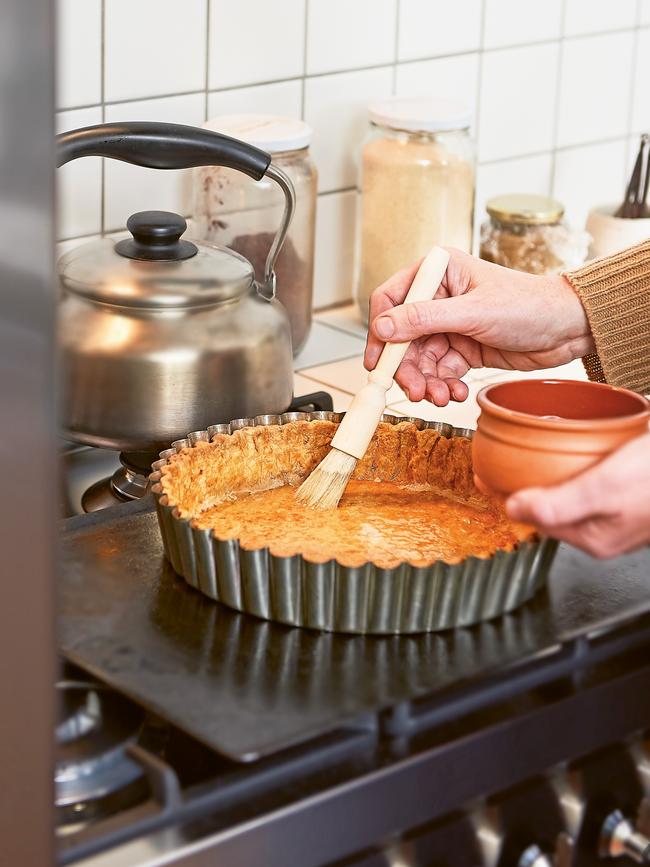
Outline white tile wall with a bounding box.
[307,0,397,75]
[313,190,358,308]
[304,66,393,192]
[552,139,628,226]
[483,0,563,49]
[105,0,207,102]
[56,0,648,308]
[394,53,480,128]
[103,93,205,231]
[207,80,303,119]
[56,0,102,110]
[209,0,305,88]
[474,152,553,237]
[563,0,637,36]
[478,43,559,161]
[397,0,482,61]
[642,1,650,25]
[631,28,650,132]
[556,32,635,148]
[56,106,103,239]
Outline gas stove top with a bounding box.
[56,390,650,866]
[57,493,650,866]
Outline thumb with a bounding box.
[372,296,475,342]
[506,472,606,529]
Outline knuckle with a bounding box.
[584,527,616,559]
[405,302,432,330]
[524,492,559,527]
[368,293,383,319]
[590,539,612,559]
[370,284,386,303]
[535,498,559,527]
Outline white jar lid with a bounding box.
[368,97,472,133]
[203,114,312,153]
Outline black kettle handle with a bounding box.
[56,121,271,179]
[56,121,295,296]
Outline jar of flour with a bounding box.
[355,98,475,322]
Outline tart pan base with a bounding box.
[150,412,557,635]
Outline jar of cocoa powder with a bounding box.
[355,98,475,323]
[191,115,317,354]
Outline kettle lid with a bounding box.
[59,210,254,309]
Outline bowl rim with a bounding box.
[476,378,650,431]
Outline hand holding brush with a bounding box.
[296,246,450,509]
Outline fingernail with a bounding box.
[375,316,394,339]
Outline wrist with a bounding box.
[552,273,595,355]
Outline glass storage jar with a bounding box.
[192,115,317,354]
[479,193,590,275]
[355,98,475,322]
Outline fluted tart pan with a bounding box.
[149,412,556,634]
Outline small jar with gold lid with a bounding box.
[479,193,590,275]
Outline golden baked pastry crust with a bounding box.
[160,420,535,569]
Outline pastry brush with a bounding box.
[296,245,450,509]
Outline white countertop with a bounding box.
[295,304,588,428]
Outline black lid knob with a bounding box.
[115,210,198,261]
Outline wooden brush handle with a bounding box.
[373,246,450,385]
[331,246,450,460]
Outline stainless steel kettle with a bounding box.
[57,122,295,455]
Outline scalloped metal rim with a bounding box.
[149,411,557,635]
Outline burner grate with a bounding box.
[58,628,650,866]
[61,391,334,516]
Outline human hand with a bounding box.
[363,248,594,406]
[503,432,650,558]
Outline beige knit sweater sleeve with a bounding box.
[564,238,650,394]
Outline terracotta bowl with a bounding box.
[472,379,650,496]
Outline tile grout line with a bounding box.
[392,0,401,93]
[57,230,104,245]
[58,7,643,245]
[624,0,642,143]
[56,22,646,117]
[294,351,367,374]
[55,102,630,172]
[622,0,644,168]
[477,134,631,170]
[294,370,356,396]
[301,0,309,120]
[309,318,367,339]
[473,0,487,161]
[549,0,568,196]
[317,186,356,197]
[204,0,211,121]
[99,0,106,237]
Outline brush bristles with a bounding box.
[295,448,358,509]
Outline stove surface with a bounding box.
[59,498,650,762]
